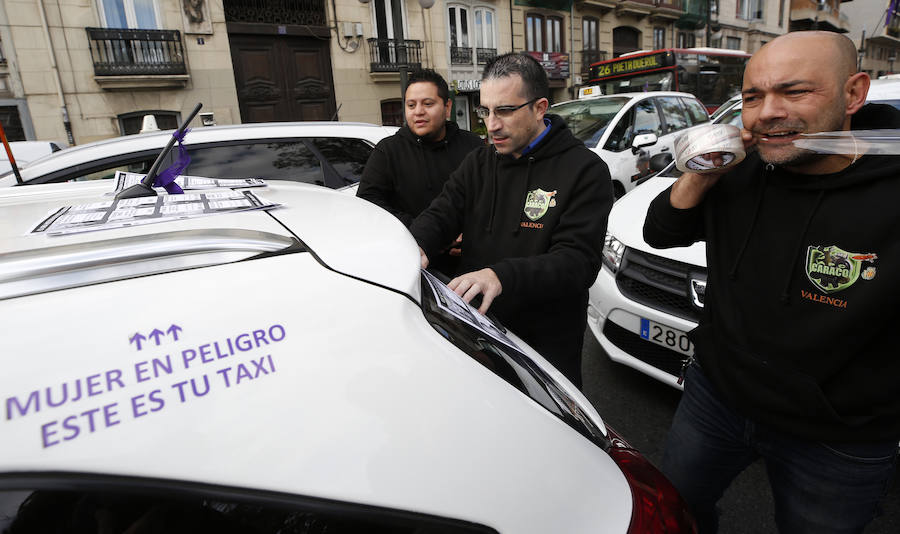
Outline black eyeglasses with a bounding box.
[474,98,539,119]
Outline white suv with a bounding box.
[0,180,696,532]
[551,91,709,198]
[0,122,397,188]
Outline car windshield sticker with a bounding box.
[805,244,877,294]
[112,170,266,194]
[421,269,521,353]
[28,190,280,236]
[5,324,286,449]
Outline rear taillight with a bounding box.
[606,426,697,534]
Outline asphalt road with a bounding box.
[580,331,899,533]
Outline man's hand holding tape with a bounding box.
[669,124,754,209]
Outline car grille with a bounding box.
[602,321,684,377]
[616,248,705,322]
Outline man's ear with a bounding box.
[534,97,550,119]
[845,72,870,116]
[444,98,453,120]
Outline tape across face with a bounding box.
[674,124,746,174]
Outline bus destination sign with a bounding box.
[591,52,672,79]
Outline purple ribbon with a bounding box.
[152,128,191,194]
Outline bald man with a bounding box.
[644,31,900,533]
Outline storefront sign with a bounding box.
[525,52,570,79]
[455,79,481,92]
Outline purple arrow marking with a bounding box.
[167,324,182,341]
[130,332,146,351]
[148,328,165,345]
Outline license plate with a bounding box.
[640,318,694,356]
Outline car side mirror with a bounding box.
[650,152,674,172]
[631,133,658,153]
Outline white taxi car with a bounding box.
[0,122,396,188]
[551,91,709,198]
[0,180,696,532]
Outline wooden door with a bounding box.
[230,34,336,122]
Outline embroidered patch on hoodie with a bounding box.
[805,244,877,294]
[523,189,557,222]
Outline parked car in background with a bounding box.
[0,179,696,533]
[587,83,900,389]
[551,90,709,198]
[0,140,64,175]
[867,77,900,110]
[0,122,397,188]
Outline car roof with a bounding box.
[0,179,420,299]
[1,122,397,186]
[866,78,900,101]
[552,90,701,107]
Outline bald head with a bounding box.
[740,30,871,173]
[752,31,859,80]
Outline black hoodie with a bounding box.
[644,103,900,441]
[357,121,483,227]
[411,115,614,386]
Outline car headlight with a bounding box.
[602,233,625,273]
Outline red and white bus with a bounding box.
[587,47,751,112]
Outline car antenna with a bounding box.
[116,102,203,199]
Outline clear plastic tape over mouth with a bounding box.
[674,124,746,174]
[793,129,900,155]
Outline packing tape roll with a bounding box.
[674,124,746,174]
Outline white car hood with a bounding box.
[609,176,707,266]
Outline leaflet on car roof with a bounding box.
[421,269,521,353]
[29,189,280,236]
[111,171,266,194]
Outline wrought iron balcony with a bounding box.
[450,46,473,65]
[367,38,423,73]
[86,27,186,76]
[476,47,497,64]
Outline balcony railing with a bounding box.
[476,47,497,64]
[581,49,607,75]
[86,27,186,76]
[367,39,423,73]
[450,46,473,65]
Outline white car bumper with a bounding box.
[587,265,699,390]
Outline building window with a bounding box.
[448,6,469,49]
[373,0,404,40]
[653,27,666,49]
[474,7,496,63]
[677,31,696,48]
[448,5,471,64]
[736,0,763,20]
[381,99,402,126]
[726,36,741,50]
[583,17,598,50]
[526,13,563,52]
[101,0,158,28]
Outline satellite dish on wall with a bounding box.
[418,0,435,8]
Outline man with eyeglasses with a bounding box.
[358,69,483,275]
[410,53,613,388]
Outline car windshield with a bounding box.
[551,97,631,146]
